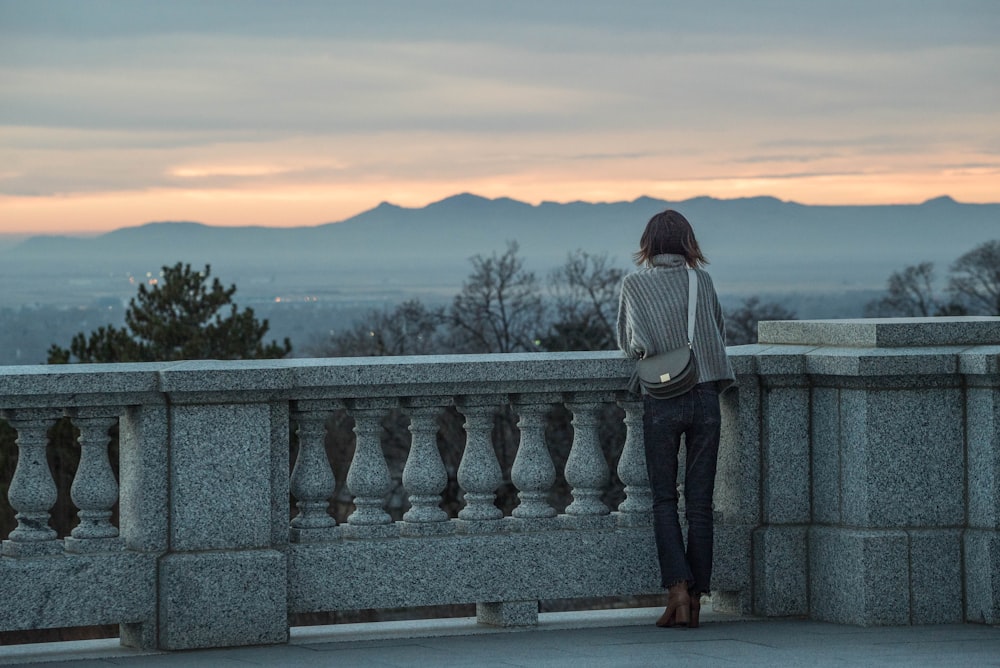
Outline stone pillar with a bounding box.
[754,317,998,626]
[962,345,1000,624]
[117,402,169,649]
[753,348,811,618]
[711,351,762,615]
[155,400,289,650]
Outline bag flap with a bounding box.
[636,347,691,384]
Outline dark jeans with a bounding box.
[643,382,721,595]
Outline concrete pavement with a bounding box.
[2,607,999,667]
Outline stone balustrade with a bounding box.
[0,352,659,649]
[0,317,998,651]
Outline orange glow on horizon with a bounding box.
[1,170,998,236]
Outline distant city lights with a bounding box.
[273,296,319,303]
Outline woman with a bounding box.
[617,209,734,628]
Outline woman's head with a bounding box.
[633,209,708,268]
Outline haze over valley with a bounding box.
[1,193,997,365]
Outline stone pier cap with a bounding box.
[758,316,1000,348]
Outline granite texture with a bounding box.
[169,403,274,551]
[344,405,393,527]
[726,345,768,375]
[752,526,808,617]
[615,398,652,523]
[964,529,1000,624]
[809,527,910,626]
[476,601,539,627]
[908,529,963,624]
[967,386,1000,528]
[289,351,634,401]
[510,401,557,519]
[958,344,1000,376]
[288,408,338,541]
[761,386,811,524]
[564,401,611,517]
[754,345,816,376]
[455,400,504,522]
[0,362,164,406]
[711,589,752,616]
[288,527,661,613]
[806,347,964,378]
[759,317,1000,348]
[0,552,155,632]
[269,402,291,547]
[401,403,451,524]
[715,377,761,525]
[158,550,287,650]
[840,387,965,528]
[711,522,754,596]
[1,409,61,555]
[810,386,841,524]
[157,359,296,396]
[118,404,169,552]
[67,414,121,543]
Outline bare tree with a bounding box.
[863,262,966,317]
[541,250,624,351]
[447,241,544,353]
[948,240,1000,315]
[724,297,797,345]
[321,299,447,357]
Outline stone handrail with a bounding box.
[1,351,666,649]
[1,317,999,651]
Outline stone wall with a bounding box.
[715,317,1000,626]
[1,317,998,651]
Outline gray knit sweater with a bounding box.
[617,253,735,393]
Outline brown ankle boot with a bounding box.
[689,593,701,629]
[656,584,691,628]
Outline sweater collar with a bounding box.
[650,253,687,269]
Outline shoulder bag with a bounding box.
[635,268,699,399]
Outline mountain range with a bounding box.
[3,194,999,307]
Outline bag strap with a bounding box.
[686,268,698,347]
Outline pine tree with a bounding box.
[47,262,291,363]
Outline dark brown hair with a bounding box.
[633,209,708,268]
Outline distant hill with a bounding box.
[3,194,999,306]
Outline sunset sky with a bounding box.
[1,0,998,236]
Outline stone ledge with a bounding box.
[759,317,1000,348]
[288,528,661,614]
[0,552,156,632]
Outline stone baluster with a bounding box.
[64,409,124,553]
[1,409,62,556]
[563,397,612,527]
[455,396,503,532]
[344,399,397,538]
[289,405,338,542]
[509,395,557,527]
[401,398,451,536]
[615,396,652,526]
